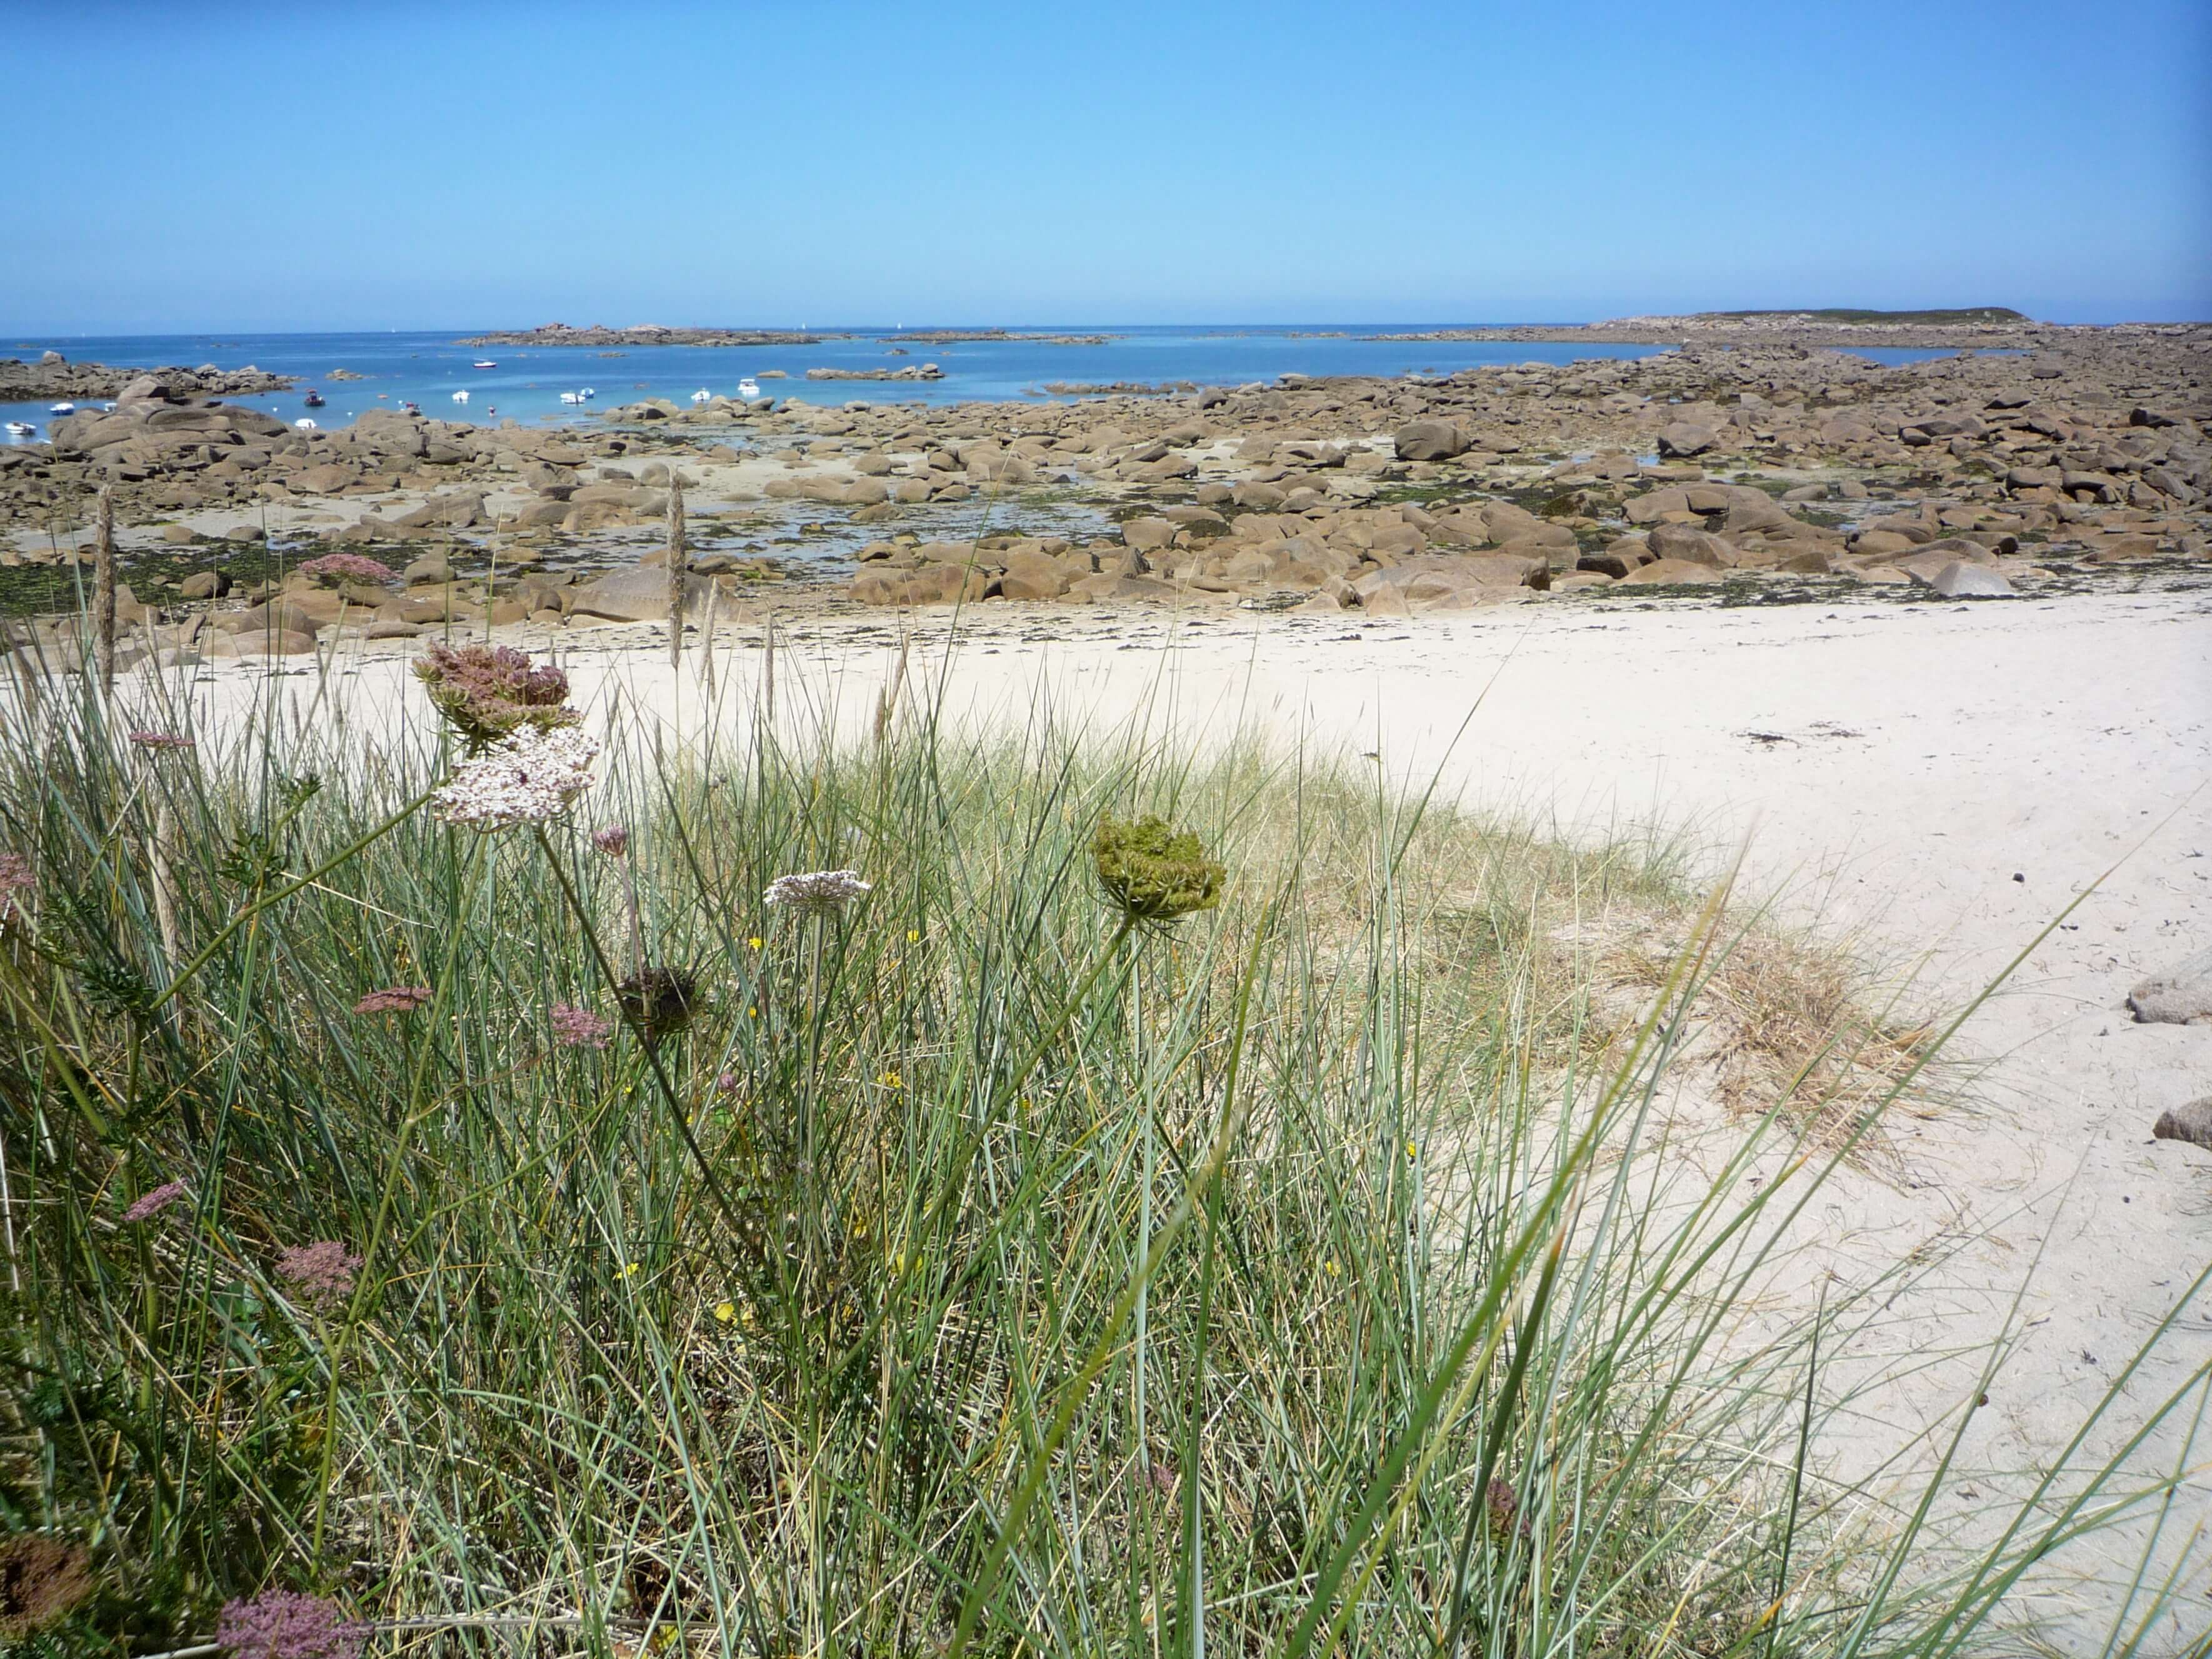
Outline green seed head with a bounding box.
[1091,814,1224,924]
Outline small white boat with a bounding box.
[4,421,36,438]
[49,401,74,414]
[737,378,761,400]
[294,418,319,431]
[472,359,498,369]
[691,387,712,403]
[579,386,596,399]
[451,389,469,404]
[559,391,584,405]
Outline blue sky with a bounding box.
[8,1,2208,331]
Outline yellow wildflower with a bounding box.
[713,1300,736,1324]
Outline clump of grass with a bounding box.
[0,644,2203,1659]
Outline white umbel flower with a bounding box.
[763,868,873,916]
[432,724,601,831]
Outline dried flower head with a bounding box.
[431,724,600,832]
[353,985,433,1016]
[715,1070,743,1094]
[591,824,630,858]
[413,641,580,750]
[274,1241,363,1312]
[0,1535,94,1641]
[550,1002,614,1050]
[617,965,698,1042]
[123,1180,188,1223]
[0,851,31,925]
[1091,815,1224,925]
[298,553,397,586]
[763,868,872,918]
[128,729,196,751]
[216,1590,367,1659]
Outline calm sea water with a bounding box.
[0,325,1961,441]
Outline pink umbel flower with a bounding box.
[216,1591,367,1659]
[128,729,196,751]
[353,985,433,1016]
[124,1180,189,1223]
[274,1241,363,1311]
[0,853,31,930]
[431,724,600,832]
[298,553,396,585]
[550,1002,613,1050]
[715,1071,743,1094]
[414,641,579,748]
[763,869,872,918]
[591,824,630,857]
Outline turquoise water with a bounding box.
[0,326,1965,441]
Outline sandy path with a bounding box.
[156,586,2212,1646]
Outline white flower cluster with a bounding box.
[431,724,601,831]
[763,868,873,916]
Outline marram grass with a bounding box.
[0,649,2204,1659]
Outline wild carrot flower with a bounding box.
[591,824,630,857]
[414,641,579,749]
[298,552,397,585]
[550,1002,613,1050]
[215,1590,368,1659]
[128,729,196,751]
[431,724,600,831]
[0,1536,94,1641]
[123,1180,188,1223]
[1091,815,1223,924]
[274,1241,363,1312]
[353,985,432,1016]
[763,869,872,917]
[715,1071,743,1093]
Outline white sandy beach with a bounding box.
[156,583,2212,1645]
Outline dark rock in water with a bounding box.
[2128,958,2212,1025]
[2153,1096,2212,1151]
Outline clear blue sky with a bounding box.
[9,1,2208,332]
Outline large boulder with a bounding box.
[1657,421,1717,458]
[1646,523,1742,568]
[1393,420,1468,462]
[568,566,709,622]
[1921,561,2017,598]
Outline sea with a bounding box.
[0,325,1963,441]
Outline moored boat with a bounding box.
[692,387,712,403]
[472,359,498,369]
[737,378,761,399]
[48,401,74,414]
[303,389,326,407]
[451,389,469,404]
[294,418,319,431]
[4,421,36,438]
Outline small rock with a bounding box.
[2128,958,2212,1025]
[1922,561,2018,598]
[180,569,231,601]
[2152,1097,2212,1151]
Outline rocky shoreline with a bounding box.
[1359,313,2198,352]
[1,323,2204,671]
[1,353,294,403]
